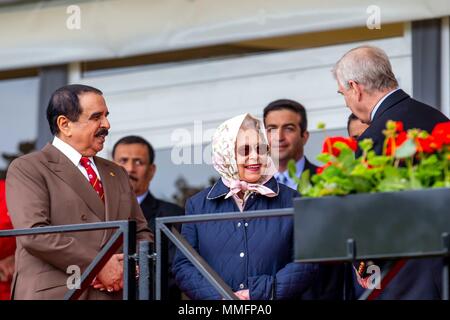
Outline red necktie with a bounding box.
[80,157,105,203]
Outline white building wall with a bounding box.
[71,29,412,199]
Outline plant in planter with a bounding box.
[289,120,450,264]
[288,120,450,197]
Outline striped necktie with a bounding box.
[277,173,288,185]
[79,157,105,203]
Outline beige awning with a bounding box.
[1,0,449,71]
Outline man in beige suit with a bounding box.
[6,84,152,300]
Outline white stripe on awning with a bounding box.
[0,0,449,71]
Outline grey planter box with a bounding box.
[293,188,450,262]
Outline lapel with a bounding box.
[95,157,121,222]
[372,89,410,122]
[357,90,410,151]
[42,144,105,221]
[139,192,159,232]
[303,157,318,175]
[140,192,158,220]
[94,157,122,247]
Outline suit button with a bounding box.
[237,222,241,227]
[244,222,248,227]
[81,214,87,221]
[239,252,245,258]
[239,283,245,289]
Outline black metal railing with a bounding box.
[154,208,294,300]
[0,220,152,300]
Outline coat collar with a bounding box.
[141,192,159,211]
[371,89,410,122]
[304,157,318,175]
[206,176,280,200]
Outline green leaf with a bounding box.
[359,139,373,153]
[298,169,311,195]
[394,139,417,159]
[316,153,332,164]
[287,159,298,179]
[333,141,352,151]
[350,176,373,193]
[367,155,391,166]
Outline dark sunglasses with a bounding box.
[237,144,270,157]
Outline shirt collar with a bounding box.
[136,190,149,205]
[52,136,94,166]
[370,88,401,122]
[274,156,305,180]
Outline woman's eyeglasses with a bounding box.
[237,144,270,157]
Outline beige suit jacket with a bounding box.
[5,143,153,300]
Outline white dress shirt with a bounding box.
[52,136,101,182]
[370,88,401,122]
[136,190,149,205]
[274,156,306,190]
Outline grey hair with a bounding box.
[332,45,398,93]
[240,114,261,131]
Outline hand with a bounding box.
[234,289,250,300]
[0,255,15,282]
[95,254,124,292]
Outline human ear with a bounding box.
[56,115,72,137]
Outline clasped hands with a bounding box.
[91,253,124,293]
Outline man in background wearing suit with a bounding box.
[263,99,318,187]
[263,99,345,300]
[347,113,369,140]
[6,84,152,300]
[333,45,449,299]
[112,135,183,300]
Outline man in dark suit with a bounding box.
[333,45,449,299]
[263,99,345,300]
[112,136,183,300]
[263,99,318,187]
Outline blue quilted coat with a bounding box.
[172,177,318,300]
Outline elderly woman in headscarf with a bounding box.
[172,113,318,300]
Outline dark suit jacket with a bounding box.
[140,193,184,234]
[356,89,449,300]
[139,192,184,300]
[357,89,449,157]
[6,144,152,300]
[303,157,318,177]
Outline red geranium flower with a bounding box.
[395,121,404,132]
[431,121,450,145]
[322,137,357,157]
[317,161,332,175]
[416,135,443,154]
[385,131,407,156]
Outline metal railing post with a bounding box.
[122,220,137,300]
[138,240,151,300]
[155,220,169,300]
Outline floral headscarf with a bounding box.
[211,113,277,199]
